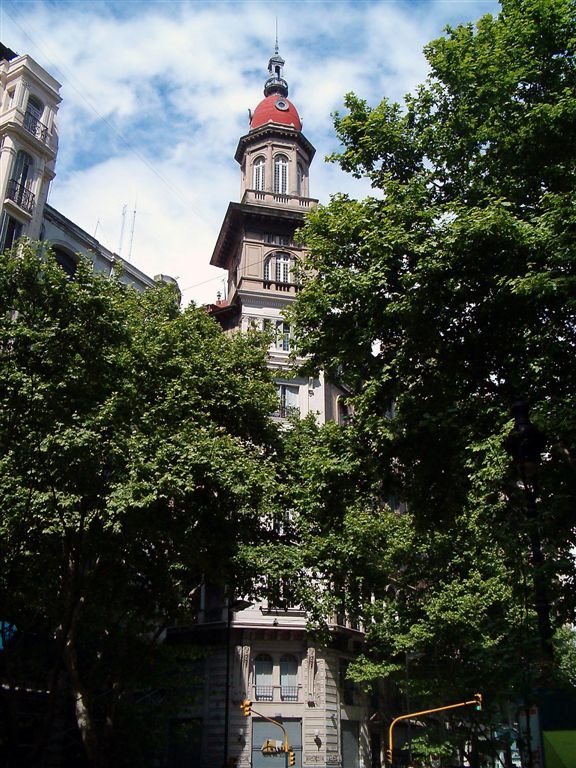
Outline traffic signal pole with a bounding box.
[387,694,482,766]
[240,699,295,764]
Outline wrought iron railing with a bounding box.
[6,179,35,214]
[255,685,274,701]
[23,111,49,142]
[280,686,298,702]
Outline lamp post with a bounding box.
[504,400,553,668]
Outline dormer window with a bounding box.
[253,156,265,191]
[273,154,288,194]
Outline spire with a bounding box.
[264,27,288,98]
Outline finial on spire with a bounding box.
[275,17,279,55]
[264,26,288,98]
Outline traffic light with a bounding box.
[288,750,296,766]
[474,692,483,711]
[386,748,392,765]
[240,698,252,717]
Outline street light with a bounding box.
[504,400,553,666]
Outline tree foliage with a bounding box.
[288,0,576,759]
[0,242,279,766]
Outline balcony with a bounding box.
[242,189,316,210]
[23,111,49,143]
[6,179,35,215]
[255,685,274,702]
[280,686,298,702]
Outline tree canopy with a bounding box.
[288,0,576,760]
[0,243,279,766]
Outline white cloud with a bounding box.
[1,0,499,305]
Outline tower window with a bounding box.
[263,251,295,286]
[273,154,288,194]
[297,163,304,196]
[253,156,265,191]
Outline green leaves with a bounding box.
[289,0,576,757]
[0,243,280,763]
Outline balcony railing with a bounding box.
[243,189,316,209]
[23,111,49,143]
[6,179,35,215]
[255,685,274,701]
[280,686,298,702]
[272,405,300,420]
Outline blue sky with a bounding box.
[1,0,499,304]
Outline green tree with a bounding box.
[0,242,279,767]
[289,0,576,759]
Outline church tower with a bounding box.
[190,48,371,768]
[210,47,343,424]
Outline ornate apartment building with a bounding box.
[0,42,158,290]
[178,49,375,768]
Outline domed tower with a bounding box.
[210,46,317,371]
[200,50,369,768]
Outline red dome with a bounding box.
[250,94,302,131]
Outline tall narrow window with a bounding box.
[254,654,273,701]
[253,156,265,191]
[275,252,291,283]
[13,150,33,188]
[276,321,291,352]
[296,162,304,196]
[23,95,47,141]
[8,151,35,214]
[276,383,299,417]
[280,655,298,701]
[273,154,288,194]
[0,213,22,252]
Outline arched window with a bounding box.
[264,251,294,286]
[53,247,78,278]
[280,655,298,701]
[275,252,291,283]
[273,154,288,194]
[254,654,273,701]
[253,156,265,191]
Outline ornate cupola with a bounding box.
[210,45,318,314]
[234,46,314,201]
[263,44,288,98]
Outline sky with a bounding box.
[1,0,499,305]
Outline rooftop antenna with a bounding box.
[128,200,137,262]
[118,204,127,256]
